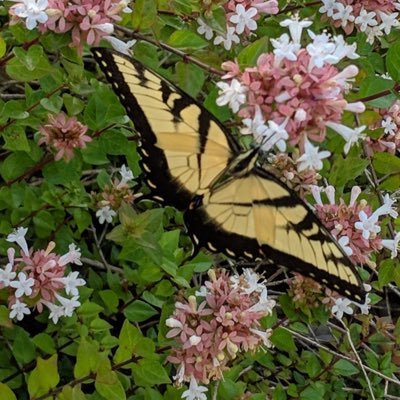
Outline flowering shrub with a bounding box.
[0,0,400,399]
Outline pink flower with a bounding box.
[310,185,383,266]
[38,112,91,161]
[218,48,360,147]
[167,269,275,385]
[40,0,128,53]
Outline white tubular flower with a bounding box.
[9,300,31,321]
[310,185,323,206]
[319,0,336,17]
[241,268,265,294]
[216,79,247,112]
[182,376,208,400]
[104,36,136,55]
[44,301,65,324]
[53,271,86,296]
[229,4,258,35]
[271,33,300,64]
[333,35,359,61]
[378,11,400,34]
[306,31,338,69]
[59,243,82,266]
[349,186,361,207]
[213,26,240,50]
[280,14,312,44]
[197,18,213,40]
[7,227,29,256]
[344,102,365,113]
[296,139,331,172]
[166,317,183,329]
[324,185,336,205]
[12,0,49,30]
[373,194,398,219]
[248,288,276,314]
[10,272,35,298]
[338,235,353,256]
[331,3,355,28]
[325,121,366,154]
[94,23,114,34]
[355,9,378,32]
[332,297,353,319]
[354,211,381,240]
[96,206,116,224]
[381,116,397,135]
[257,118,289,152]
[189,335,202,346]
[55,294,81,317]
[381,232,400,259]
[241,106,266,136]
[249,328,273,348]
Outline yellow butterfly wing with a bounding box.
[92,48,240,210]
[185,168,364,301]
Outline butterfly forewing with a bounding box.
[92,48,239,210]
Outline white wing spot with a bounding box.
[244,251,253,259]
[226,248,235,257]
[207,242,217,251]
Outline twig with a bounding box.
[338,319,376,400]
[283,327,400,386]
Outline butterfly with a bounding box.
[92,48,365,302]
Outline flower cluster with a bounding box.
[166,269,275,389]
[1,227,86,323]
[216,16,366,164]
[197,0,279,50]
[319,0,400,44]
[93,164,137,224]
[38,112,92,162]
[9,0,132,53]
[265,152,322,196]
[310,185,399,266]
[367,100,400,154]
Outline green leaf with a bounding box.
[357,76,395,108]
[74,338,100,378]
[0,100,29,120]
[33,210,56,238]
[131,0,157,30]
[373,152,400,175]
[27,355,59,398]
[124,300,158,322]
[40,95,63,113]
[114,320,143,363]
[333,359,359,376]
[386,41,400,82]
[167,30,208,50]
[99,290,119,313]
[95,360,126,400]
[175,62,205,97]
[12,328,36,364]
[6,45,55,81]
[0,384,16,400]
[132,359,171,386]
[3,126,30,152]
[270,328,297,352]
[273,384,287,400]
[42,156,83,185]
[204,87,231,122]
[32,333,56,354]
[238,37,269,67]
[0,152,36,182]
[300,382,326,400]
[0,37,6,58]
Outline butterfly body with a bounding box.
[92,48,365,302]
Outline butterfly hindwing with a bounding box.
[185,168,364,301]
[92,48,240,210]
